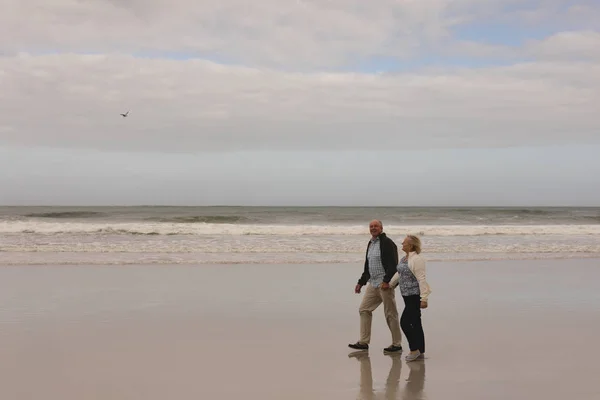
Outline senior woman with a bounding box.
[396,234,431,362]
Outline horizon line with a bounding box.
[0,204,598,208]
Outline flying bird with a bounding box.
[120,111,129,117]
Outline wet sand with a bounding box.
[1,259,599,399]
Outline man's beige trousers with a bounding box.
[359,284,402,346]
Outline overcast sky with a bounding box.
[1,0,599,206]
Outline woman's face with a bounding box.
[402,237,412,253]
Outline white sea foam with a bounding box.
[2,207,599,265]
[2,221,600,236]
[1,251,599,266]
[2,229,600,264]
[2,220,599,266]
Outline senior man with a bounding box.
[349,220,402,353]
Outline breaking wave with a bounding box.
[24,211,105,219]
[2,222,600,236]
[147,215,250,224]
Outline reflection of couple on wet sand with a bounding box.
[349,351,426,400]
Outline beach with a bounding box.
[1,259,599,400]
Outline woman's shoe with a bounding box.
[405,350,421,362]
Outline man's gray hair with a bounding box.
[370,219,383,228]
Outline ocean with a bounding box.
[1,206,599,265]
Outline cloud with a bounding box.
[3,0,463,68]
[438,1,600,62]
[441,29,600,62]
[3,144,600,206]
[441,40,518,59]
[0,53,599,153]
[10,0,591,69]
[525,31,600,61]
[1,1,599,154]
[451,0,600,30]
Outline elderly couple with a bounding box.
[348,220,431,362]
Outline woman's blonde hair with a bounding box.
[406,235,422,254]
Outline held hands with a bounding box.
[355,282,392,293]
[420,301,428,309]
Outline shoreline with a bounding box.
[2,253,600,267]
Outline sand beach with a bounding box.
[1,259,599,399]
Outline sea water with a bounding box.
[1,206,599,265]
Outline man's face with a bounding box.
[369,221,382,237]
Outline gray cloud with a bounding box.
[445,30,600,63]
[1,53,599,153]
[2,145,599,206]
[6,0,594,68]
[525,31,600,61]
[3,0,600,207]
[1,0,599,155]
[3,0,456,68]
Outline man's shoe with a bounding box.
[383,345,402,353]
[348,342,369,350]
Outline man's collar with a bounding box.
[371,232,385,242]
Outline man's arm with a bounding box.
[357,242,371,286]
[382,238,399,283]
[357,257,370,286]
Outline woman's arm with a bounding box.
[411,255,432,302]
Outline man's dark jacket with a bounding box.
[357,232,399,286]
